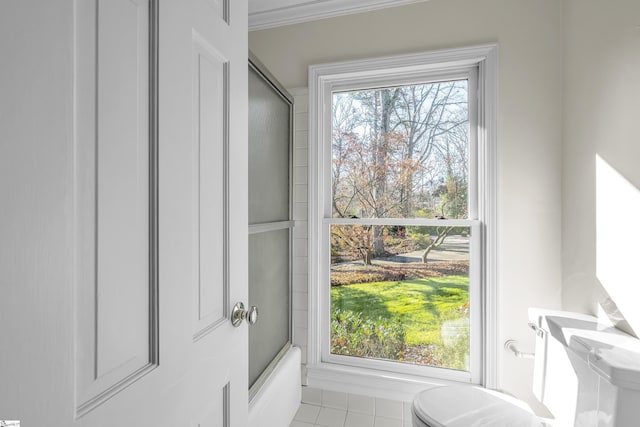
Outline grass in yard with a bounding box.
[331,275,469,346]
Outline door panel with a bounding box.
[181,0,249,425]
[191,34,228,340]
[74,0,157,414]
[0,0,248,425]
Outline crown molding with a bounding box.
[249,0,429,31]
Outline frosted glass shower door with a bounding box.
[248,55,293,396]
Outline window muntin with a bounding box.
[323,75,480,379]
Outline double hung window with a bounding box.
[309,46,497,385]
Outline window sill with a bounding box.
[305,361,475,402]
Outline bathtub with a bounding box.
[248,346,301,427]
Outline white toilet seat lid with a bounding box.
[413,385,545,427]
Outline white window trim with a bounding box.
[307,44,498,398]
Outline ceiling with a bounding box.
[248,0,429,31]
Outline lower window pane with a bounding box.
[330,224,470,371]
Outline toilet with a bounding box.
[412,384,548,427]
[412,309,640,427]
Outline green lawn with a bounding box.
[331,275,469,346]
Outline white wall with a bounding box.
[251,0,564,413]
[562,0,640,334]
[290,87,311,368]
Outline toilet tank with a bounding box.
[528,309,640,427]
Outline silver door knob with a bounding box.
[231,302,259,327]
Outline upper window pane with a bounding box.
[332,81,469,219]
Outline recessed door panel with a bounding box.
[207,0,229,23]
[75,0,157,415]
[191,36,228,339]
[192,383,229,427]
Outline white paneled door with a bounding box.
[0,0,248,426]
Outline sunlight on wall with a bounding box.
[596,154,640,335]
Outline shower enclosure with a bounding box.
[248,52,294,402]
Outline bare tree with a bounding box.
[420,226,454,263]
[330,80,469,265]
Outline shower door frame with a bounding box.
[248,51,295,402]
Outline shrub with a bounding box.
[429,304,470,370]
[330,270,386,286]
[331,309,406,360]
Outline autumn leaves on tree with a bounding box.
[331,81,469,265]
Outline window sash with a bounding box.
[320,219,482,383]
[325,70,478,222]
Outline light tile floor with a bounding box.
[290,387,413,427]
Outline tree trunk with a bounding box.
[421,226,452,263]
[372,89,400,256]
[421,247,431,263]
[364,250,373,266]
[373,225,385,257]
